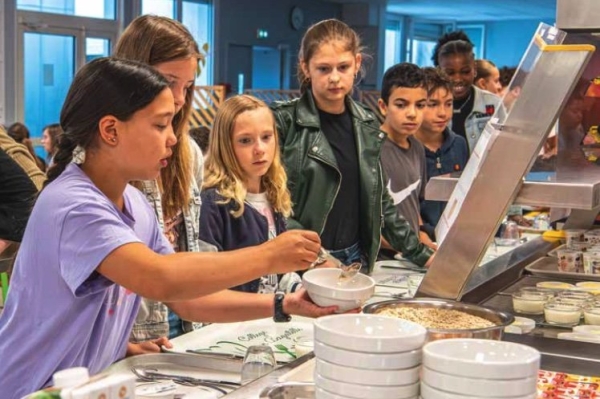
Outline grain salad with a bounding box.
[376,306,495,329]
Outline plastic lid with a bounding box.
[53,367,90,388]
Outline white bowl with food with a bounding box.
[422,339,540,380]
[315,373,419,399]
[302,268,375,312]
[313,340,421,370]
[314,314,427,353]
[315,358,420,386]
[421,366,537,397]
[420,381,537,399]
[362,298,513,341]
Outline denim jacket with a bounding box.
[130,141,209,342]
[456,86,504,153]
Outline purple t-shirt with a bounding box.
[0,163,173,398]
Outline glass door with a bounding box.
[17,21,114,158]
[23,32,75,159]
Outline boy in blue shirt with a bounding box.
[415,67,469,240]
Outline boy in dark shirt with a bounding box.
[379,63,436,250]
[415,67,469,240]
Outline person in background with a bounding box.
[415,67,469,240]
[41,123,63,166]
[432,31,503,153]
[114,15,207,349]
[474,59,502,95]
[378,63,436,250]
[7,122,46,171]
[0,57,321,398]
[0,147,37,243]
[0,127,46,190]
[189,125,211,156]
[199,94,339,319]
[498,66,517,97]
[271,19,434,271]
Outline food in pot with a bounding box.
[375,306,495,329]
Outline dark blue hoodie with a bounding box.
[420,128,469,239]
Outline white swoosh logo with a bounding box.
[386,178,421,206]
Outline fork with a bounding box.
[131,366,240,394]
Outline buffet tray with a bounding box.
[104,353,242,398]
[525,256,600,282]
[259,382,314,399]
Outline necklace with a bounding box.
[453,90,473,114]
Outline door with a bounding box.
[17,23,114,158]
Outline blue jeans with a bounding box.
[327,242,366,270]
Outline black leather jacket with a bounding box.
[271,90,433,270]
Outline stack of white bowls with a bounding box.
[421,339,541,399]
[313,314,427,399]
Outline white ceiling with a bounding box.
[386,0,556,22]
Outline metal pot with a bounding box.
[362,298,514,342]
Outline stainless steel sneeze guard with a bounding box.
[418,26,595,301]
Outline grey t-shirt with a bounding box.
[381,136,427,234]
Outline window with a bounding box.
[408,22,443,67]
[141,0,213,85]
[384,19,403,72]
[141,0,176,18]
[17,0,116,19]
[182,0,212,86]
[410,39,436,67]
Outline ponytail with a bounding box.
[43,132,78,188]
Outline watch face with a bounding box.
[290,7,304,30]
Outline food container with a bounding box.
[512,291,547,315]
[505,317,536,334]
[536,281,574,290]
[362,298,514,342]
[544,302,582,326]
[584,230,600,245]
[519,287,556,299]
[583,252,600,274]
[584,305,600,325]
[557,248,583,273]
[564,229,586,248]
[557,291,594,302]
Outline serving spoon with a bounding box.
[315,248,361,284]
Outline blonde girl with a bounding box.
[200,95,338,319]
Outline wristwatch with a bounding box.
[273,291,291,322]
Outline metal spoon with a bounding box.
[316,248,361,283]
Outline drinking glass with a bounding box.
[240,345,276,385]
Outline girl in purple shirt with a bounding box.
[0,57,321,398]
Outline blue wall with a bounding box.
[475,19,556,68]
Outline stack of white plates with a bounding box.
[313,314,427,399]
[421,339,541,399]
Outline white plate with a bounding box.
[166,317,314,363]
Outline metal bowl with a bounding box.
[362,298,514,342]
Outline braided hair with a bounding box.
[45,57,169,187]
[431,31,474,67]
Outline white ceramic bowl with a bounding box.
[421,366,537,397]
[315,358,419,386]
[314,341,421,370]
[420,382,536,399]
[315,373,419,399]
[303,269,375,312]
[422,339,540,380]
[314,314,427,353]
